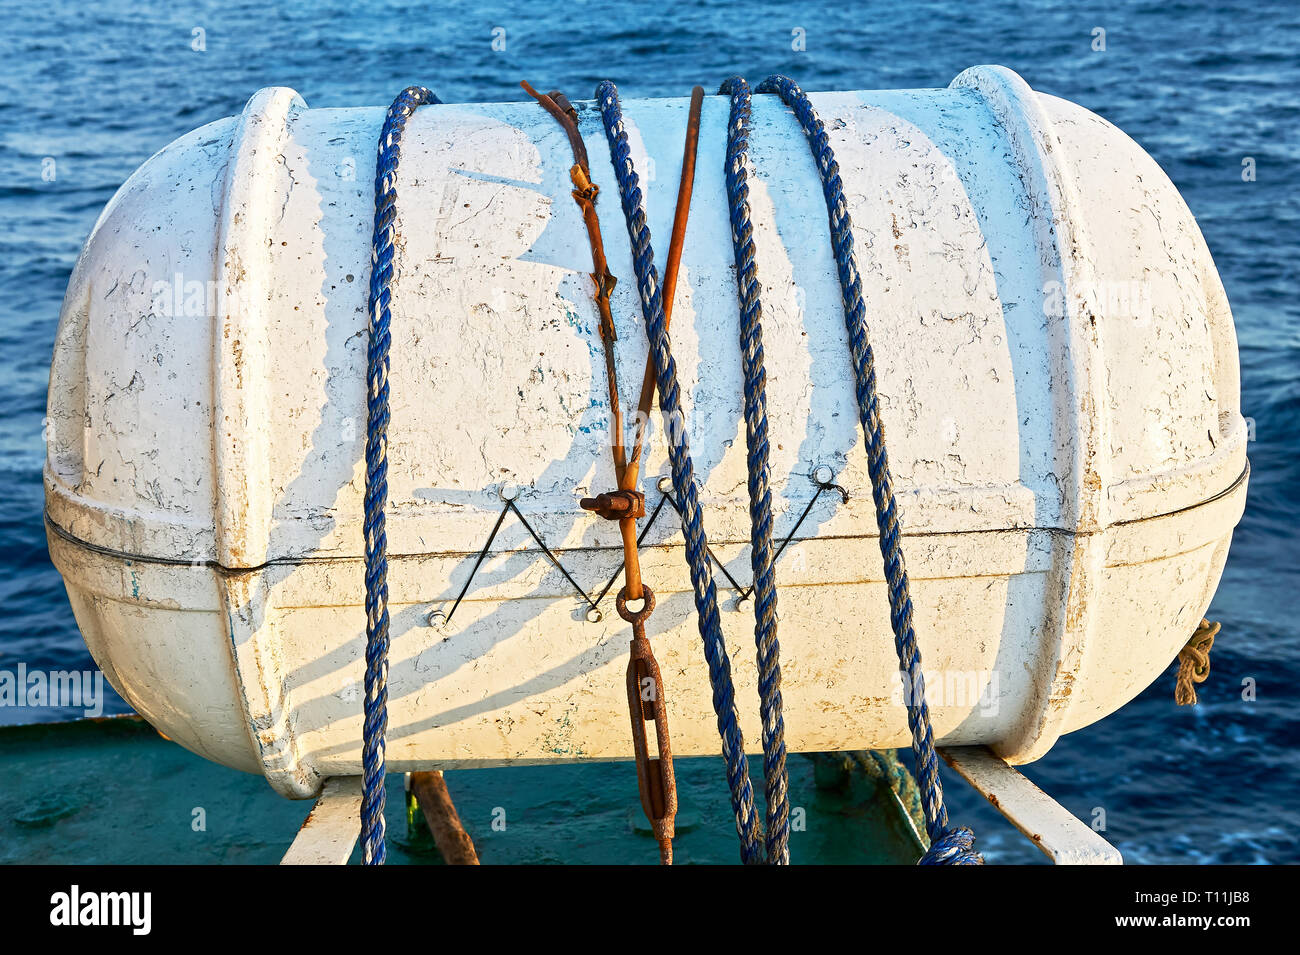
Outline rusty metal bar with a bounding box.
[624,84,705,490]
[521,80,628,484]
[409,770,481,866]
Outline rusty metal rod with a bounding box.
[409,770,480,865]
[521,80,628,483]
[623,84,705,492]
[525,79,645,597]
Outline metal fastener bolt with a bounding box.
[657,475,673,494]
[498,482,520,502]
[813,464,834,485]
[426,609,448,629]
[580,489,646,520]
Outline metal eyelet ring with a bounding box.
[586,607,604,624]
[813,464,834,485]
[615,585,656,624]
[657,475,673,494]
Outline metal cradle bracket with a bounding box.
[939,746,1123,865]
[281,776,363,865]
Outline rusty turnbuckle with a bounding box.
[617,585,676,864]
[523,78,702,865]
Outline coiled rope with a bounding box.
[363,85,441,865]
[753,74,980,864]
[1175,618,1220,705]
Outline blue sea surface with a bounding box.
[1,0,1296,864]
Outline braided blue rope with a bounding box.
[754,73,981,865]
[363,85,441,866]
[719,75,790,865]
[595,79,764,865]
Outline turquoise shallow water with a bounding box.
[1,0,1297,863]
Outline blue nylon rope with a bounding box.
[754,73,981,864]
[363,85,441,866]
[719,75,790,865]
[595,79,765,865]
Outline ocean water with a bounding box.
[1,0,1296,864]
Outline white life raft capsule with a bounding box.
[45,67,1247,798]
